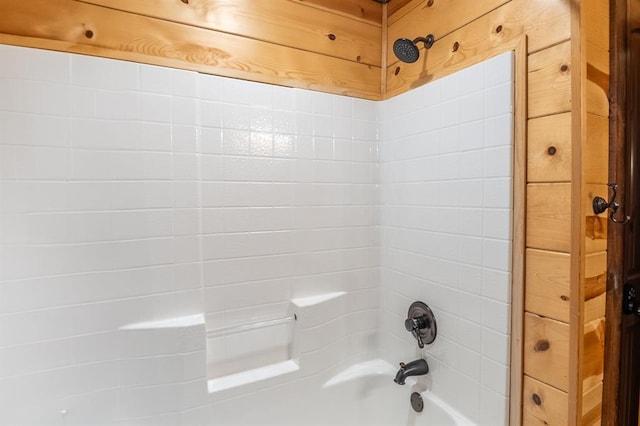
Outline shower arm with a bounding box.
[413,35,435,49]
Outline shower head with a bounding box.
[392,34,435,63]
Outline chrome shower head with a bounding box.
[392,34,435,63]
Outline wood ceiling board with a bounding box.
[0,0,382,99]
[79,0,382,66]
[293,0,383,24]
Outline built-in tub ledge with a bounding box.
[291,291,347,328]
[291,291,346,308]
[119,313,204,330]
[207,360,300,393]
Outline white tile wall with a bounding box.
[378,52,514,426]
[0,44,514,426]
[0,45,379,424]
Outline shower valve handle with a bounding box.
[405,315,429,348]
[404,316,428,332]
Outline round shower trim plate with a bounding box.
[407,301,437,346]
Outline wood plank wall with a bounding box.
[0,0,383,100]
[0,0,610,423]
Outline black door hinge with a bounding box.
[623,284,640,315]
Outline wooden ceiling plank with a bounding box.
[76,0,382,66]
[0,0,381,99]
[388,0,422,24]
[291,0,383,25]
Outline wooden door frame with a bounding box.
[602,0,628,423]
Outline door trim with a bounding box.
[603,0,629,423]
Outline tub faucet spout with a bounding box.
[394,359,429,385]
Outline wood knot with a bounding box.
[560,64,569,72]
[560,295,569,301]
[547,146,557,156]
[532,393,542,406]
[496,25,503,33]
[356,55,362,62]
[452,41,459,52]
[395,66,401,76]
[427,0,435,6]
[534,339,550,352]
[328,33,336,41]
[85,30,94,39]
[181,0,189,4]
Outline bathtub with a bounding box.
[212,359,475,426]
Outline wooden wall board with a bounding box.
[385,0,570,98]
[527,112,572,183]
[510,39,527,425]
[585,252,607,299]
[584,251,607,324]
[582,382,604,426]
[582,317,606,391]
[519,0,570,54]
[0,0,381,99]
[583,0,609,52]
[528,40,572,119]
[525,249,571,323]
[568,0,586,420]
[386,0,509,65]
[586,41,610,82]
[524,312,570,392]
[79,0,383,67]
[585,293,606,324]
[381,3,389,95]
[586,41,610,118]
[584,113,610,184]
[523,375,569,425]
[526,183,572,253]
[584,184,609,254]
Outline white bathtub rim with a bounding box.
[322,358,477,426]
[322,358,396,388]
[419,389,477,426]
[208,360,300,393]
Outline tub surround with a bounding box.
[0,45,514,425]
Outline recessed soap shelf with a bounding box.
[206,314,297,338]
